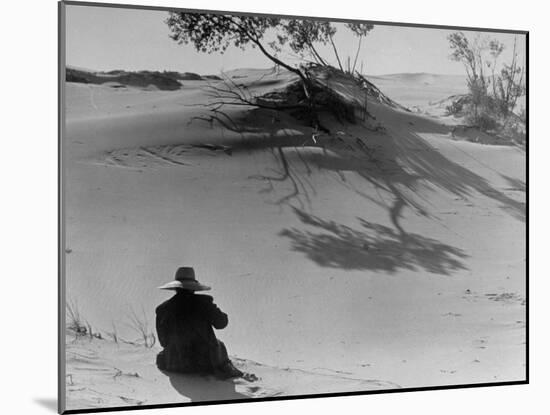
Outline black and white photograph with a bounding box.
[59,1,527,412]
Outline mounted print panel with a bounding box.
[59,1,527,413]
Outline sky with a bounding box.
[65,4,526,76]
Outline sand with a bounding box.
[62,68,526,411]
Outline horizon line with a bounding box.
[65,64,467,78]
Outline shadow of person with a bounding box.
[161,370,250,403]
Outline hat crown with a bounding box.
[158,267,210,291]
[175,267,196,282]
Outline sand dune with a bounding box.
[63,67,525,411]
[66,66,222,91]
[367,73,467,111]
[66,333,399,410]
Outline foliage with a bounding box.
[166,13,376,82]
[346,22,375,38]
[448,32,525,133]
[166,12,376,129]
[166,13,280,54]
[166,12,304,84]
[277,20,335,66]
[346,23,374,74]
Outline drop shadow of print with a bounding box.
[33,398,57,412]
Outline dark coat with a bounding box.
[156,291,229,373]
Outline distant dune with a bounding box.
[66,67,221,90]
[369,72,466,84]
[366,72,468,111]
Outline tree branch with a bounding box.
[352,35,363,74]
[329,34,344,71]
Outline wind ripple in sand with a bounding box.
[101,145,193,169]
[89,144,232,170]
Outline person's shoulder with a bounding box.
[156,296,176,313]
[195,293,214,300]
[194,294,214,303]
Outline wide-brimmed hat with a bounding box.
[158,267,211,291]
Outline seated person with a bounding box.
[156,267,242,379]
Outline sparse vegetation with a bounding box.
[85,321,103,340]
[66,300,157,348]
[127,307,156,349]
[66,300,87,336]
[445,95,469,116]
[66,300,105,341]
[106,321,120,344]
[448,32,526,142]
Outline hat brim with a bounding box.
[158,280,211,291]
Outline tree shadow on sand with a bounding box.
[379,117,526,223]
[501,174,526,192]
[189,94,523,276]
[296,110,525,226]
[192,104,525,227]
[161,370,249,403]
[280,207,468,275]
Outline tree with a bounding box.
[167,13,337,100]
[494,37,525,116]
[346,23,374,74]
[277,19,335,67]
[166,12,379,133]
[166,14,300,79]
[448,32,488,123]
[166,13,375,96]
[448,31,525,128]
